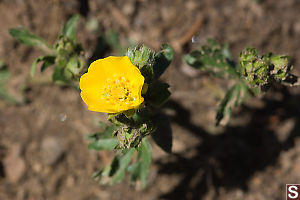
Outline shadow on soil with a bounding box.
[157,87,300,200]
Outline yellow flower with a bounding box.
[79,56,145,113]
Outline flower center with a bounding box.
[100,75,138,107]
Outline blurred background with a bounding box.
[1,0,300,199]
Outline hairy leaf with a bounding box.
[110,149,135,183]
[88,138,118,151]
[31,56,56,77]
[61,14,80,41]
[216,82,248,125]
[127,138,152,188]
[184,39,237,78]
[148,81,171,107]
[9,28,51,51]
[153,44,174,79]
[152,114,172,153]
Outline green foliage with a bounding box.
[184,39,238,78]
[93,148,135,185]
[86,124,118,150]
[31,56,56,77]
[9,28,52,52]
[104,31,125,56]
[127,45,155,69]
[128,139,152,188]
[93,138,152,188]
[239,48,294,90]
[183,39,246,125]
[9,14,85,86]
[61,14,80,41]
[89,44,173,187]
[127,44,174,83]
[147,82,171,108]
[184,39,299,125]
[0,62,19,103]
[183,39,245,125]
[151,114,172,153]
[216,82,248,125]
[153,44,174,79]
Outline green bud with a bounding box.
[127,45,154,69]
[239,48,258,69]
[127,45,155,83]
[270,55,291,80]
[239,49,270,87]
[64,56,79,79]
[54,36,75,56]
[239,48,294,90]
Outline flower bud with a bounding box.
[240,48,270,87]
[270,55,291,80]
[127,45,154,69]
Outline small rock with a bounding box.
[3,145,25,183]
[41,137,66,166]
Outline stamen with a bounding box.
[100,75,136,107]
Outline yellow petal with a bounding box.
[79,56,145,114]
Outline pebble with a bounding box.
[41,137,66,166]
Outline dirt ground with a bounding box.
[1,0,300,199]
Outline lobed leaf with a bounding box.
[184,39,237,78]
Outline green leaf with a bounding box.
[0,67,18,103]
[88,138,118,151]
[216,82,248,125]
[153,44,174,79]
[148,82,171,107]
[152,114,172,153]
[111,149,135,184]
[86,124,117,141]
[61,14,80,41]
[127,139,152,188]
[31,56,55,77]
[52,65,66,83]
[41,56,56,72]
[137,139,152,188]
[105,31,124,55]
[184,39,237,78]
[9,28,51,51]
[127,162,141,182]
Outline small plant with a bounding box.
[10,15,174,188]
[84,44,173,188]
[184,39,298,125]
[10,15,86,87]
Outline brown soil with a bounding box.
[1,0,300,200]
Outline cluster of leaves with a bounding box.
[239,48,295,90]
[9,15,86,86]
[86,124,152,188]
[184,39,298,125]
[87,44,174,187]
